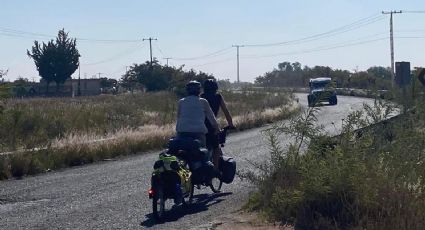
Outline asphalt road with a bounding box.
[0,94,375,230]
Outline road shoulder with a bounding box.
[191,210,293,230]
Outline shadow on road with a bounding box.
[141,192,232,227]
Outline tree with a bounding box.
[121,60,215,95]
[27,29,80,93]
[367,66,392,80]
[0,69,11,99]
[100,77,118,88]
[330,69,351,88]
[0,69,7,79]
[292,62,302,72]
[12,77,30,97]
[256,61,305,87]
[123,60,171,92]
[278,62,293,72]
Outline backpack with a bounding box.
[153,152,191,192]
[219,156,236,184]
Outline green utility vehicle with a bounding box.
[307,77,337,107]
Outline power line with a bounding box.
[245,15,384,47]
[172,47,233,61]
[111,66,128,75]
[402,10,425,14]
[180,35,395,69]
[243,14,385,47]
[154,43,166,57]
[75,38,140,43]
[396,36,425,39]
[241,32,389,59]
[148,15,385,65]
[0,27,140,43]
[396,29,425,32]
[241,37,388,59]
[238,32,387,59]
[82,45,141,66]
[188,57,234,68]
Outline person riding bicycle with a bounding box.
[201,79,234,170]
[176,80,219,148]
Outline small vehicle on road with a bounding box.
[149,126,236,221]
[307,77,337,107]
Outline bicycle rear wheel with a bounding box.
[209,177,222,193]
[152,188,165,221]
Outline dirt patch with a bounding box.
[191,210,293,230]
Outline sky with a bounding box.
[1,0,424,82]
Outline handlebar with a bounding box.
[218,125,236,147]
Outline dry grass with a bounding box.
[0,90,299,179]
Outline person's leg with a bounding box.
[198,134,206,148]
[213,146,224,170]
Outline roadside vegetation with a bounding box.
[0,89,298,180]
[256,61,392,90]
[244,83,425,229]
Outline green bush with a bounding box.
[27,156,45,175]
[10,154,30,178]
[246,97,425,229]
[0,157,11,179]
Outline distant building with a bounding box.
[72,78,102,96]
[35,78,102,97]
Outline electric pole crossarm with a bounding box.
[163,57,172,66]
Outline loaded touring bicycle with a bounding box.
[148,126,236,221]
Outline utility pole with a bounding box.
[142,37,158,67]
[382,10,402,86]
[163,57,172,66]
[232,45,244,83]
[97,72,103,79]
[77,65,81,96]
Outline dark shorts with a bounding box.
[206,132,219,149]
[177,132,206,147]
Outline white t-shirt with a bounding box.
[176,95,219,134]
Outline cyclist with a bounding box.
[201,79,234,170]
[176,80,219,148]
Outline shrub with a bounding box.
[0,157,11,179]
[10,154,30,178]
[245,96,425,229]
[27,156,45,175]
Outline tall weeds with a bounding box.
[0,90,292,152]
[0,90,297,179]
[246,96,425,229]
